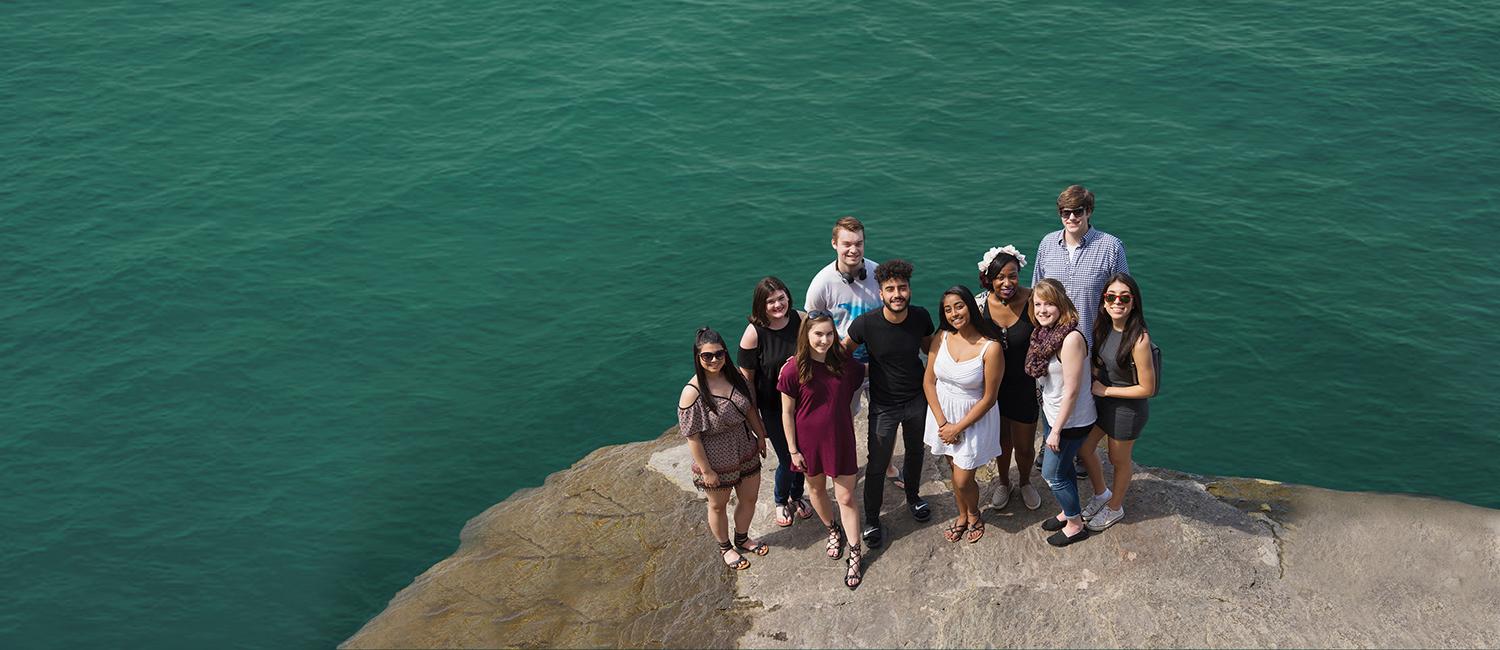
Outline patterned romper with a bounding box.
[677,386,762,490]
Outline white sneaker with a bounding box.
[1086,505,1125,531]
[1081,491,1112,520]
[990,484,1011,509]
[1020,483,1041,510]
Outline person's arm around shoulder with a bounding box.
[806,273,829,313]
[1047,331,1088,451]
[842,313,864,356]
[917,306,936,351]
[922,333,947,439]
[1032,240,1046,286]
[679,380,720,488]
[737,323,759,385]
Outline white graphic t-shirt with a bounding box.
[805,259,881,362]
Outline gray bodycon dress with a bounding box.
[1094,327,1149,441]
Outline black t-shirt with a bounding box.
[847,306,934,404]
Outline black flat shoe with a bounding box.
[1047,528,1089,547]
[1041,516,1067,532]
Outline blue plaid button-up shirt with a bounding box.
[1031,227,1129,348]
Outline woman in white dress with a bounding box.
[922,285,1004,543]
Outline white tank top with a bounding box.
[1036,335,1097,429]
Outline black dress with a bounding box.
[978,291,1039,424]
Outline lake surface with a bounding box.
[4,1,1498,647]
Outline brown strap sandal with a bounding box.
[718,540,750,571]
[734,531,769,556]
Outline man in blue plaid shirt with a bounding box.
[1031,185,1130,349]
[1031,185,1130,478]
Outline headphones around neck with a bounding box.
[839,264,867,285]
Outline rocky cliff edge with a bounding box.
[342,421,1500,648]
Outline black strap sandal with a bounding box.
[944,520,968,543]
[825,523,845,560]
[734,531,769,556]
[967,519,986,544]
[844,544,863,590]
[718,540,750,570]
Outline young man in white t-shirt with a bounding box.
[805,216,880,363]
[804,216,907,490]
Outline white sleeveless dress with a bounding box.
[923,332,1003,470]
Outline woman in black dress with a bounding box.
[737,276,813,528]
[975,246,1042,511]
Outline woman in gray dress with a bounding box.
[1077,273,1155,531]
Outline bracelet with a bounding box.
[789,449,800,454]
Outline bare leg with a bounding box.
[1106,438,1135,510]
[732,473,762,540]
[951,461,979,523]
[1080,427,1108,496]
[706,488,741,565]
[805,473,836,527]
[831,474,863,546]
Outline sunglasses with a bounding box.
[1059,207,1088,220]
[698,349,727,363]
[807,309,835,320]
[1102,292,1133,305]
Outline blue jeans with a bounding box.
[1041,434,1089,518]
[760,404,805,505]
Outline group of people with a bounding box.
[676,185,1157,591]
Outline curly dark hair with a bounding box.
[874,259,913,285]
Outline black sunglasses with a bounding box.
[698,349,727,363]
[807,309,835,320]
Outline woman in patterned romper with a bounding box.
[678,327,770,570]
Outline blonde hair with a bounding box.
[1029,278,1079,328]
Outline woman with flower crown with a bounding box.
[974,245,1044,512]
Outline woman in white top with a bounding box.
[922,286,1004,543]
[1025,279,1097,548]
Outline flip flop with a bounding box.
[774,503,794,528]
[887,468,907,490]
[966,519,985,543]
[794,496,814,520]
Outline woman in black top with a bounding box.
[738,276,812,528]
[975,246,1042,511]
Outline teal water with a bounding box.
[4,2,1498,647]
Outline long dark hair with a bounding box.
[794,311,843,386]
[747,276,792,327]
[1092,272,1148,372]
[937,285,1003,341]
[693,327,753,412]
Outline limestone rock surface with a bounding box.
[342,420,1500,649]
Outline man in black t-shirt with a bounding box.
[844,259,934,549]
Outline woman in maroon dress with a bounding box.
[678,328,769,571]
[777,310,867,590]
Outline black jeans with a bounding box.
[863,394,926,522]
[760,404,805,505]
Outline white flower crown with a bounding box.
[977,245,1027,273]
